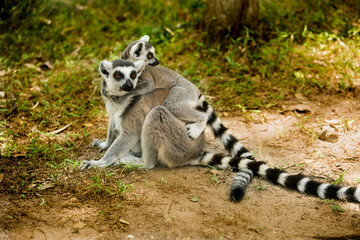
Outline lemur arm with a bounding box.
[163,86,208,140]
[81,130,139,170]
[90,117,118,152]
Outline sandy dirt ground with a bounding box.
[1,95,360,240]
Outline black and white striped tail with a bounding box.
[196,94,256,200]
[191,152,360,203]
[196,94,254,159]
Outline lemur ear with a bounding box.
[139,35,150,42]
[133,43,143,57]
[134,60,146,74]
[99,60,112,78]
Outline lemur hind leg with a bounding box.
[141,106,205,169]
[162,86,208,140]
[110,152,143,167]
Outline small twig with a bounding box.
[89,85,98,99]
[214,181,222,187]
[163,199,174,224]
[283,163,305,170]
[47,122,73,135]
[34,191,44,197]
[120,219,130,225]
[31,101,39,110]
[33,228,47,240]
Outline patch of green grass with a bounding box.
[253,184,267,191]
[85,170,134,199]
[260,0,359,37]
[330,204,346,212]
[161,176,167,184]
[317,198,347,212]
[332,172,346,185]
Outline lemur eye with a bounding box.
[113,71,124,80]
[147,53,152,59]
[130,71,137,79]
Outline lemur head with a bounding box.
[120,35,159,66]
[99,59,145,94]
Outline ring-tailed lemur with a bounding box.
[120,36,256,199]
[81,58,206,170]
[82,58,360,203]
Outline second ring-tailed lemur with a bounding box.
[82,58,360,203]
[120,35,255,198]
[121,35,208,141]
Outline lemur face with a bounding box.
[99,59,145,94]
[129,35,159,66]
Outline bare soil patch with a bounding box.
[1,95,360,239]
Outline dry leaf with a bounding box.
[0,173,4,182]
[313,60,326,66]
[190,196,198,202]
[319,127,338,143]
[0,70,8,77]
[74,222,86,229]
[28,183,37,189]
[283,104,312,114]
[75,3,87,10]
[294,93,307,100]
[24,63,36,69]
[39,182,56,190]
[210,169,219,175]
[325,119,340,125]
[251,75,261,83]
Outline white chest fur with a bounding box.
[104,96,131,131]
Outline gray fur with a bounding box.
[112,59,135,68]
[142,106,205,168]
[121,40,139,60]
[144,41,152,50]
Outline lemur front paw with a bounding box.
[80,160,105,170]
[186,123,204,140]
[90,139,108,153]
[90,139,103,147]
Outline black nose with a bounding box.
[121,80,133,92]
[149,58,159,66]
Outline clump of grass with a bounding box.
[84,170,134,200]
